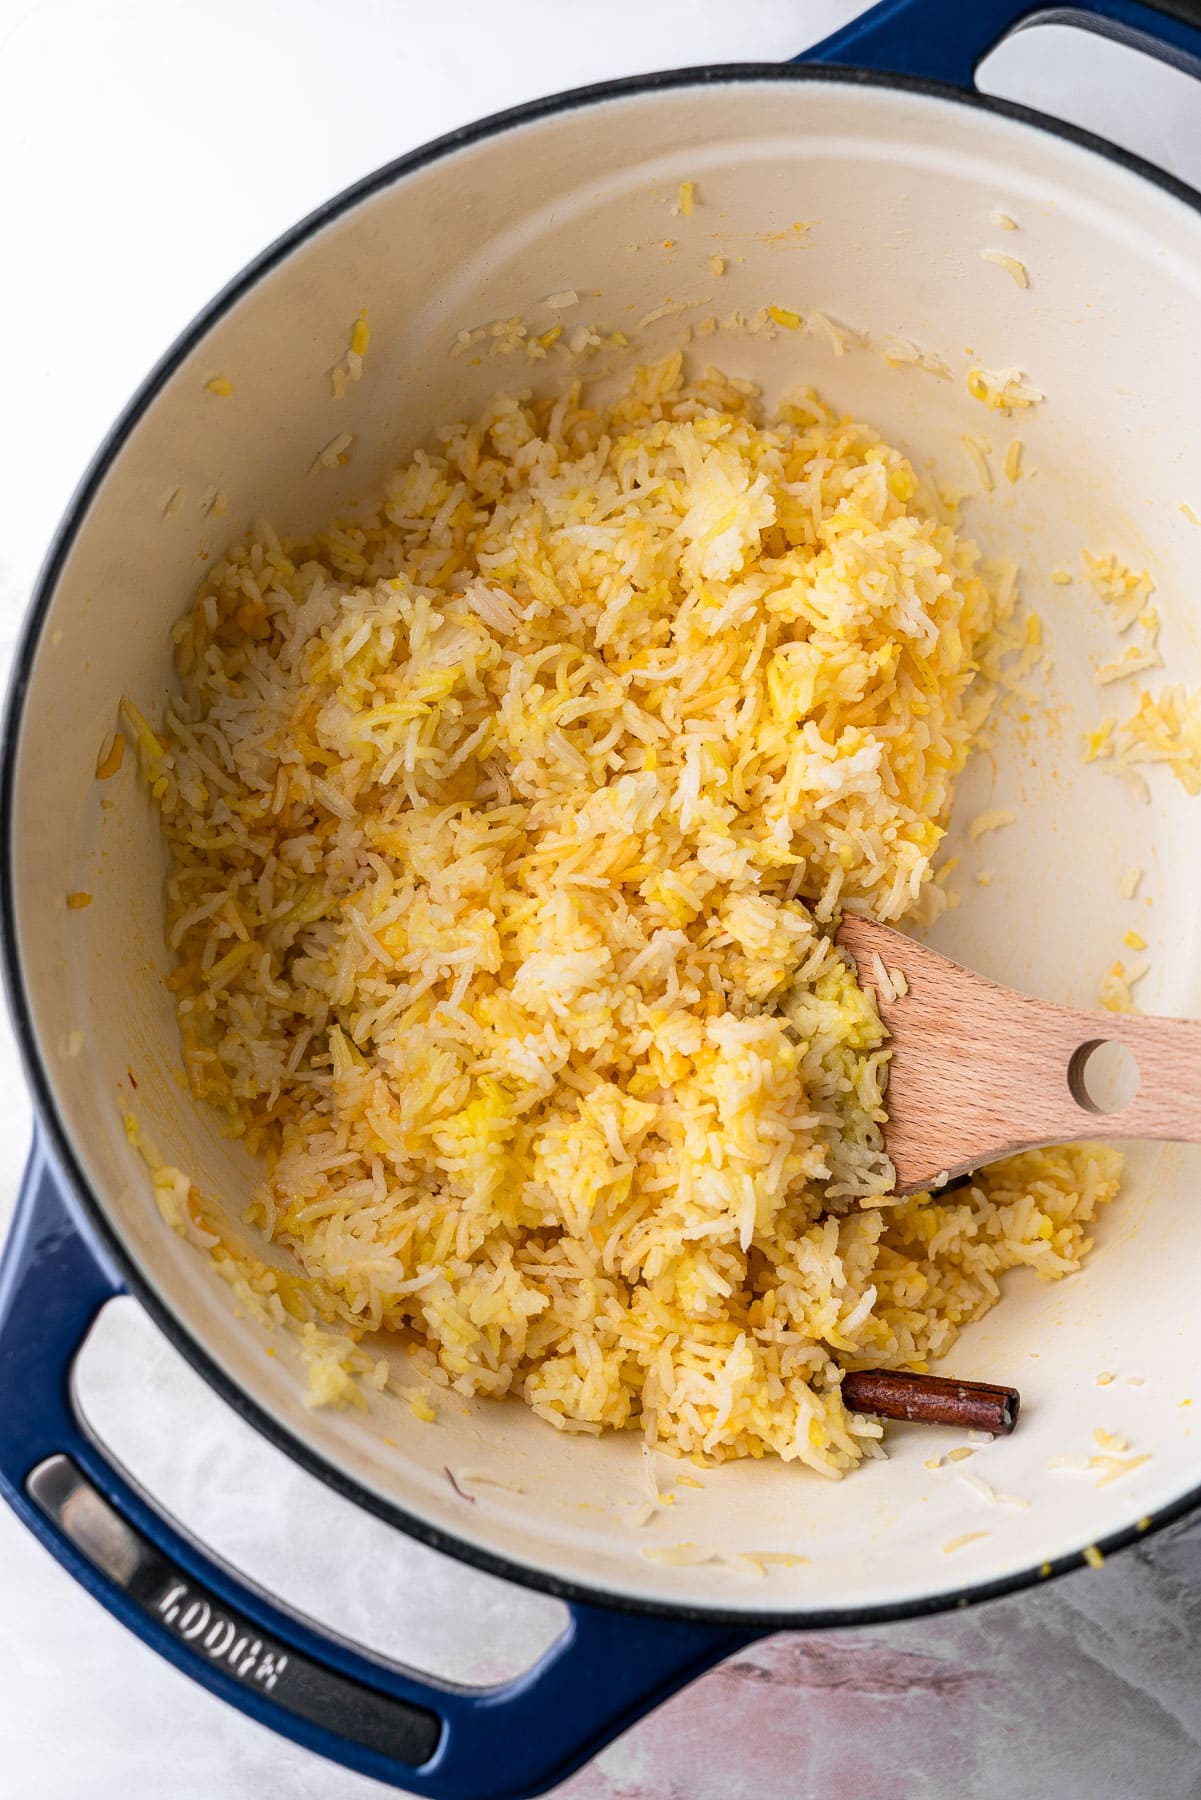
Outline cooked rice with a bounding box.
[311,430,354,475]
[967,807,1016,841]
[1114,684,1201,793]
[1083,549,1154,632]
[962,435,994,494]
[958,1470,1029,1510]
[1099,956,1149,1013]
[130,355,1121,1474]
[1094,644,1164,686]
[966,366,1043,411]
[980,249,1029,289]
[331,310,371,399]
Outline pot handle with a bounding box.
[800,0,1201,91]
[0,1140,751,1799]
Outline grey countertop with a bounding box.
[4,3,1201,1794]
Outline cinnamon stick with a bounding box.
[840,1368,1020,1435]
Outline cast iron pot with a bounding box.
[5,2,1201,1793]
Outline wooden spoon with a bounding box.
[836,912,1201,1195]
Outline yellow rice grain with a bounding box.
[132,357,1122,1473]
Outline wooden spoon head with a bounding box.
[835,912,1065,1196]
[835,910,1201,1198]
[835,914,1201,1195]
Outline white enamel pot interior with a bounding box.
[9,66,1201,1628]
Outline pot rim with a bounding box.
[4,56,1199,1631]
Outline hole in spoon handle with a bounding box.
[1068,1039,1142,1117]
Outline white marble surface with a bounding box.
[6,3,1201,1795]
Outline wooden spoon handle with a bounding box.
[836,914,1201,1193]
[1058,1007,1201,1143]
